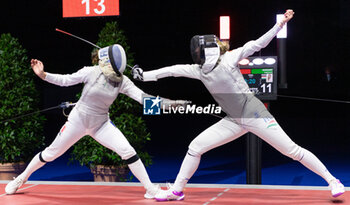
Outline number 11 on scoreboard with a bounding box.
[260,83,272,93]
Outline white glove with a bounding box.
[132,64,144,81]
[174,100,192,107]
[162,99,192,108]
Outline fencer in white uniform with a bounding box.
[5,44,186,198]
[132,10,345,201]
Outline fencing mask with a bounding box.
[98,44,127,82]
[190,35,220,74]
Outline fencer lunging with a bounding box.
[132,10,345,201]
[5,44,186,198]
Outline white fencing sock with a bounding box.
[299,148,336,184]
[173,151,201,192]
[19,153,46,181]
[128,159,154,190]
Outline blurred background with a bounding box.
[1,0,349,186]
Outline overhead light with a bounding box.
[220,16,230,40]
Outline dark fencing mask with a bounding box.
[190,35,220,74]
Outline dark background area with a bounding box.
[1,0,349,168]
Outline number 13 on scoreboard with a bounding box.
[63,0,119,18]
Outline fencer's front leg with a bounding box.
[132,64,144,81]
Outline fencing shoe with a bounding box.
[5,177,26,195]
[329,179,345,197]
[144,184,161,199]
[155,184,185,201]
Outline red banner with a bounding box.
[63,0,119,18]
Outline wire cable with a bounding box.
[277,95,350,104]
[0,102,76,124]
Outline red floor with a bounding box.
[0,182,348,205]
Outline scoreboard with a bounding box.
[238,56,278,101]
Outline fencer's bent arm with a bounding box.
[44,66,93,86]
[142,64,201,81]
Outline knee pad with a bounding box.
[119,147,137,161]
[123,154,140,164]
[39,152,48,163]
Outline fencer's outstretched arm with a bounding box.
[225,10,294,66]
[31,59,92,86]
[133,64,201,82]
[120,75,190,107]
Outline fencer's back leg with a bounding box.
[41,121,86,162]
